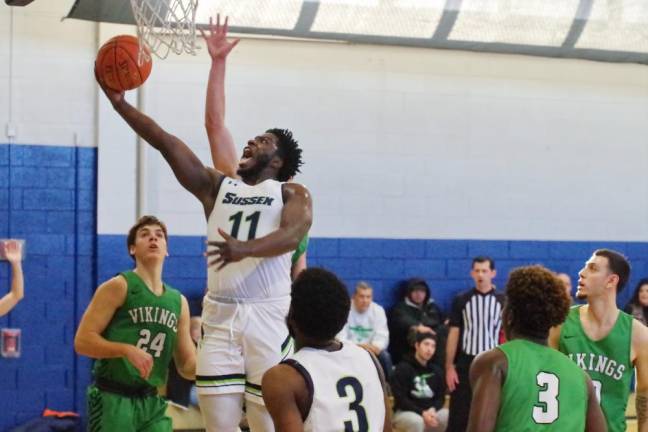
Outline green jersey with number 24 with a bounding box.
[93,271,181,388]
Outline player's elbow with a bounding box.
[204,121,225,137]
[178,359,196,381]
[74,332,91,357]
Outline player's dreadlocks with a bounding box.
[267,128,303,182]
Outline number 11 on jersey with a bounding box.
[229,211,261,240]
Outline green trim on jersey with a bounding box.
[559,306,633,432]
[496,339,588,431]
[291,234,309,264]
[93,271,182,388]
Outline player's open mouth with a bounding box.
[240,147,253,165]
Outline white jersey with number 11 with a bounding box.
[206,177,291,300]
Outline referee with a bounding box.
[445,256,504,432]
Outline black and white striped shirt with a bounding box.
[449,288,504,356]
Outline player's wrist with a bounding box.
[120,343,136,358]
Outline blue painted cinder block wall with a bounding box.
[0,144,96,431]
[99,236,648,314]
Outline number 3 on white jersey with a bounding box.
[533,372,559,424]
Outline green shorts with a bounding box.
[87,385,171,432]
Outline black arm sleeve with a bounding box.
[448,292,466,328]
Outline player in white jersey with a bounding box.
[263,268,391,432]
[96,16,313,431]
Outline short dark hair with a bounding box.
[126,215,168,260]
[594,249,631,293]
[267,128,303,182]
[505,265,571,338]
[290,268,350,341]
[472,255,495,270]
[628,278,648,307]
[415,331,436,344]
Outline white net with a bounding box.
[130,0,199,63]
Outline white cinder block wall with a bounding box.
[2,0,647,242]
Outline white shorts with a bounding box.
[195,296,293,405]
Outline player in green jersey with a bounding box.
[468,265,605,432]
[549,249,648,432]
[75,216,196,432]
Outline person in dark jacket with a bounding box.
[391,332,447,432]
[389,278,447,365]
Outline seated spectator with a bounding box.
[338,281,393,377]
[391,332,448,432]
[0,240,24,317]
[389,278,446,365]
[624,278,648,326]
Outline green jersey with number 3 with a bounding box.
[559,306,633,432]
[496,339,588,431]
[93,271,181,388]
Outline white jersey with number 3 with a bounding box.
[206,177,291,300]
[287,343,386,432]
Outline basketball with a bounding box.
[96,35,152,91]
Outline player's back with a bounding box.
[496,339,588,431]
[286,343,385,432]
[207,177,291,300]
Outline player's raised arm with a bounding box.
[74,276,153,380]
[466,349,505,432]
[207,182,312,269]
[96,69,219,213]
[633,320,648,432]
[262,364,307,432]
[202,14,240,178]
[173,295,197,380]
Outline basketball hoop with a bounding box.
[129,0,199,63]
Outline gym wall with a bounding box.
[0,0,647,428]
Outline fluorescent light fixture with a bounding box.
[311,0,446,38]
[577,1,648,52]
[195,0,303,29]
[449,0,579,46]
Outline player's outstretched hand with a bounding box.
[3,240,22,264]
[446,364,460,392]
[206,228,249,270]
[125,345,154,380]
[200,14,240,61]
[94,62,125,106]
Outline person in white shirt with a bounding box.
[338,281,393,377]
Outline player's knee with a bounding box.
[198,393,243,432]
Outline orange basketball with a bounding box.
[96,35,152,91]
